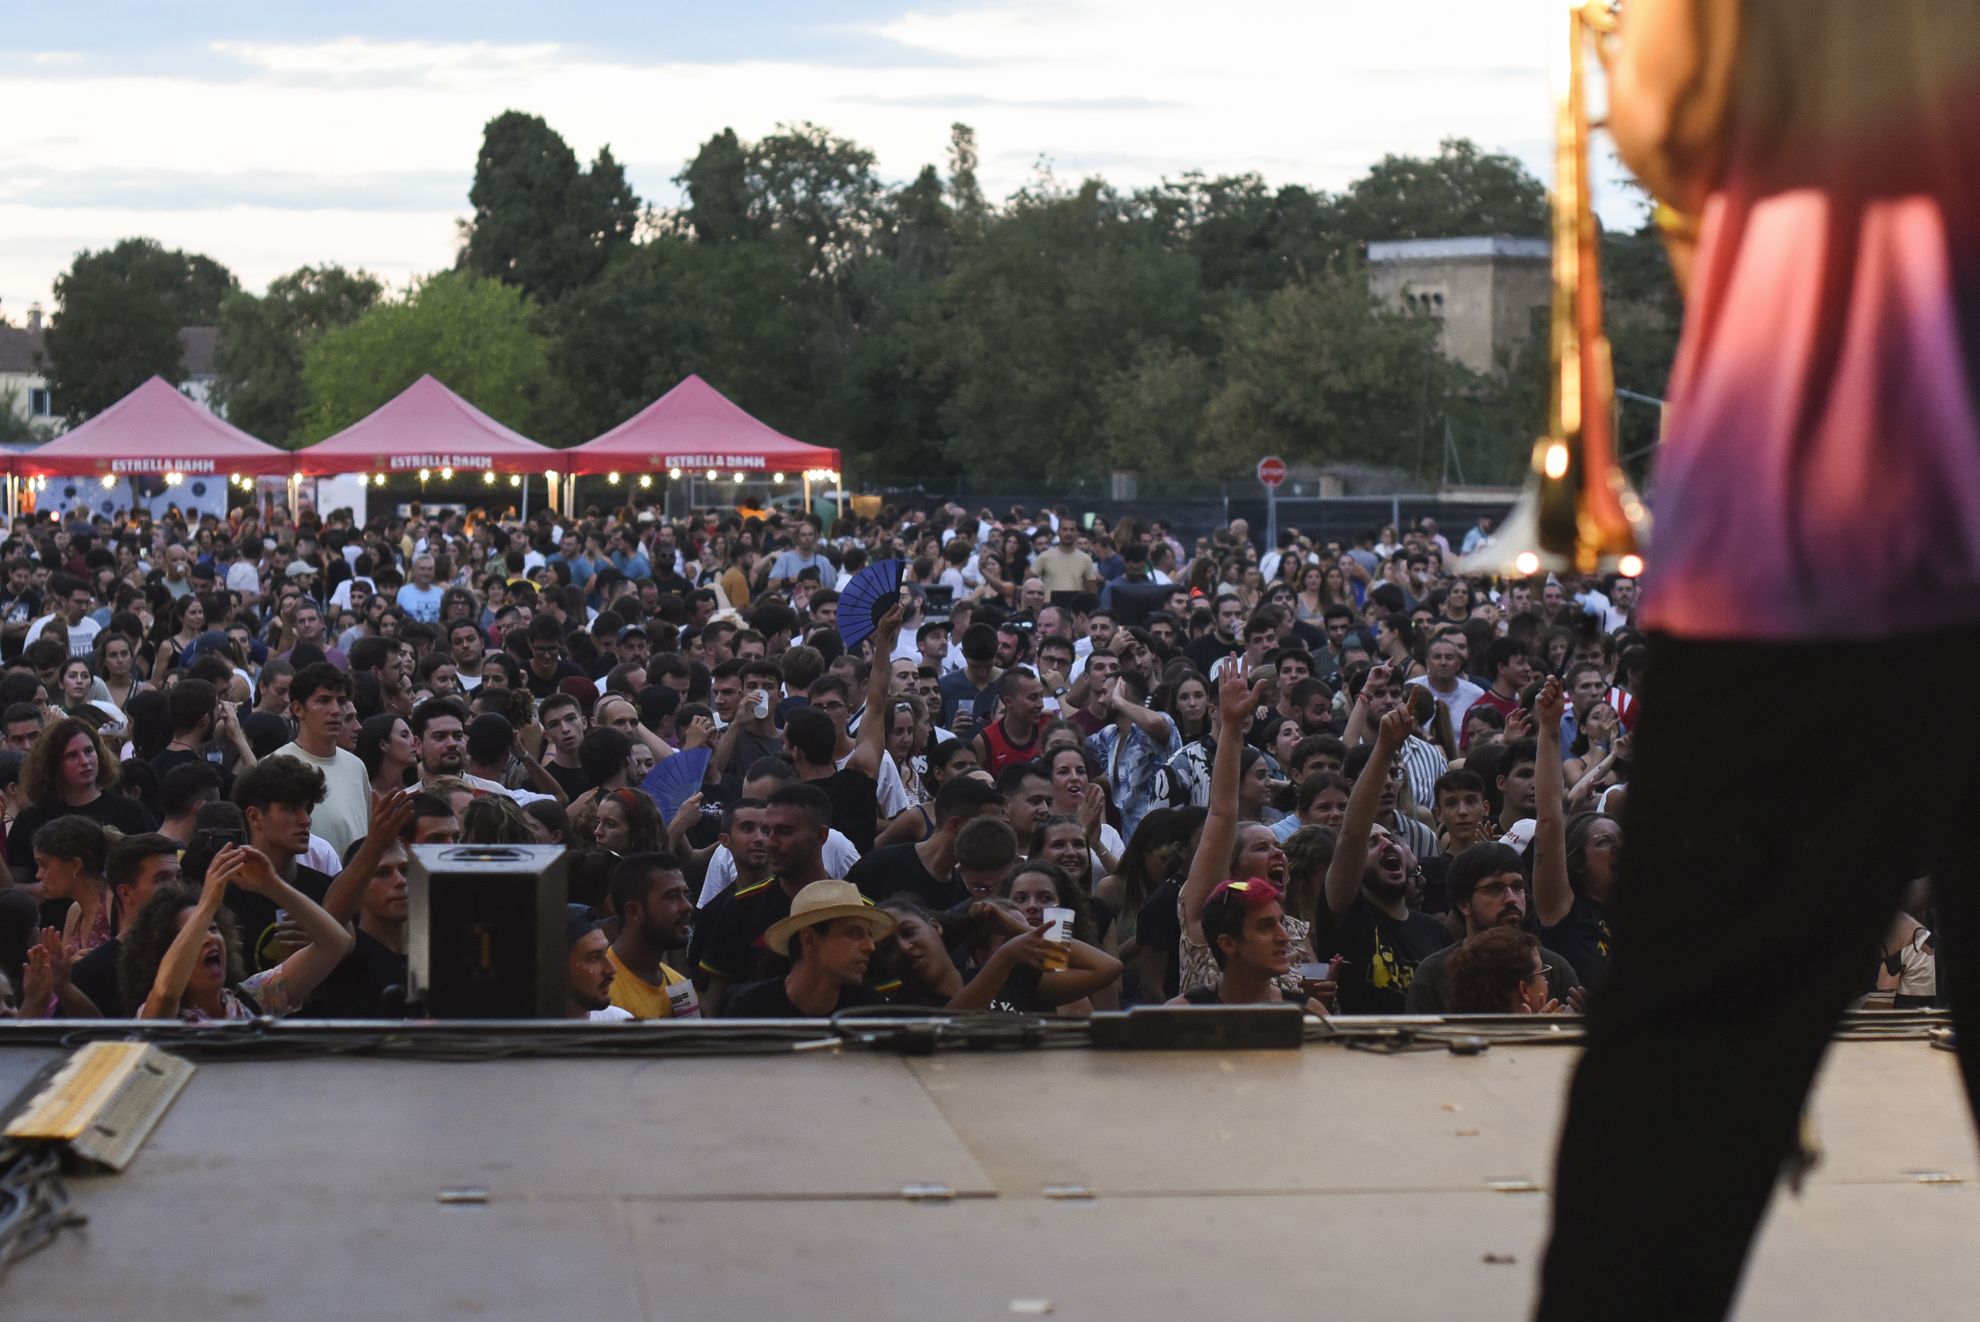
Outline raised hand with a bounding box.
[1374,704,1415,753]
[1534,675,1565,726]
[1216,662,1268,728]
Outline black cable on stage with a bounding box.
[0,1141,85,1284]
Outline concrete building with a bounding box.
[1367,236,1550,375]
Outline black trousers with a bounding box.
[1536,629,1980,1321]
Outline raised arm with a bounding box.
[1324,707,1411,920]
[1109,679,1176,744]
[1531,677,1575,928]
[139,852,232,1019]
[320,790,414,925]
[232,849,356,1000]
[846,604,904,780]
[1181,665,1267,946]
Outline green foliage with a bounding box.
[1200,269,1455,477]
[41,237,236,423]
[461,111,641,302]
[0,388,48,444]
[299,271,559,444]
[211,265,383,444]
[545,238,815,443]
[55,113,1671,490]
[1329,138,1550,246]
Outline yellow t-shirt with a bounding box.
[606,947,695,1019]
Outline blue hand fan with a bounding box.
[640,747,711,822]
[837,558,904,649]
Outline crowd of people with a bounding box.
[0,496,1936,1024]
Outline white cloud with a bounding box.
[3,2,1638,317]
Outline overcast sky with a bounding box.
[2,0,1640,319]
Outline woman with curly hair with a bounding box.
[589,786,666,855]
[4,715,155,883]
[119,844,353,1021]
[1444,925,1555,1014]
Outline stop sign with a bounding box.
[1256,456,1287,488]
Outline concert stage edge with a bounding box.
[1,1014,1976,1321]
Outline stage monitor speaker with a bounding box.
[407,844,569,1019]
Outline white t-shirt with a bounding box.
[698,829,861,907]
[26,613,100,658]
[589,1006,635,1022]
[274,740,371,857]
[226,561,262,595]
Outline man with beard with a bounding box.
[721,880,894,1019]
[1404,842,1580,1013]
[1316,707,1453,1013]
[565,907,629,1020]
[690,783,834,1016]
[412,697,553,805]
[605,852,698,1019]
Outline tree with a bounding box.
[947,123,986,227]
[677,129,757,245]
[544,237,817,445]
[43,234,237,423]
[299,272,560,444]
[1200,269,1455,479]
[1328,138,1550,249]
[40,238,237,423]
[460,111,641,302]
[211,265,383,443]
[934,179,1212,483]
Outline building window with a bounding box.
[1402,287,1447,316]
[28,388,52,417]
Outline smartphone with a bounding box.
[1296,961,1339,982]
[209,828,245,849]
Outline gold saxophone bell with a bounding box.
[1457,0,1650,581]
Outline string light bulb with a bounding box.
[772,472,784,484]
[483,471,496,485]
[440,467,454,480]
[100,475,116,489]
[510,474,521,487]
[668,467,682,480]
[607,471,621,484]
[638,474,652,489]
[373,473,387,487]
[731,472,743,484]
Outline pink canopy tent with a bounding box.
[291,374,559,477]
[564,374,841,478]
[11,376,294,479]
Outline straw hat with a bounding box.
[763,880,895,956]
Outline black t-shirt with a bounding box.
[954,958,1047,1014]
[690,877,796,984]
[70,935,125,1017]
[525,659,586,701]
[6,793,160,871]
[1311,891,1454,1014]
[847,843,962,908]
[1542,894,1613,989]
[305,928,409,1018]
[813,767,878,856]
[722,976,887,1019]
[1185,635,1242,676]
[1136,877,1184,1002]
[227,863,334,974]
[149,747,203,779]
[545,760,593,801]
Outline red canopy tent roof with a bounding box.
[565,374,841,477]
[12,376,294,479]
[291,374,558,477]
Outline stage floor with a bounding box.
[2,1032,1975,1320]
